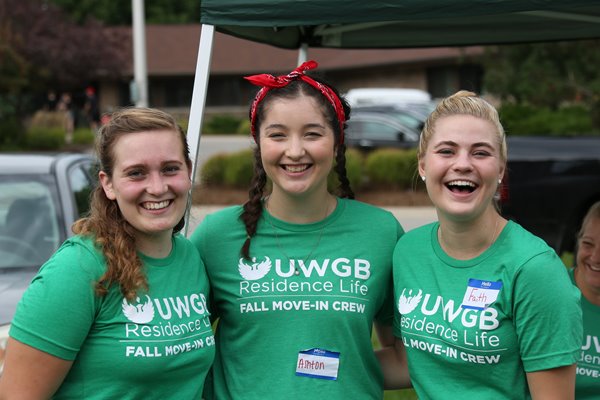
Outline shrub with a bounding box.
[72,128,96,146]
[223,149,254,188]
[29,110,65,129]
[0,117,24,150]
[236,119,251,136]
[499,103,595,136]
[200,153,229,186]
[204,114,244,135]
[364,148,418,189]
[328,148,365,192]
[25,126,65,150]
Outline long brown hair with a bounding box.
[240,78,354,259]
[72,107,191,301]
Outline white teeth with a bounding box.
[447,180,476,187]
[142,200,170,210]
[590,264,600,272]
[285,165,308,173]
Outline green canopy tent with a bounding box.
[186,0,600,213]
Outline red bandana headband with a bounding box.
[244,60,346,143]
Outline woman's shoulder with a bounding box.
[39,234,106,276]
[342,198,397,220]
[502,220,556,255]
[203,205,244,223]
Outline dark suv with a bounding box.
[501,136,600,255]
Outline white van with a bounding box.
[344,88,432,107]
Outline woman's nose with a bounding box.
[285,136,306,158]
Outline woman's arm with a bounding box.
[0,338,72,400]
[374,323,411,390]
[526,364,576,400]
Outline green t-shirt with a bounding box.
[191,198,404,399]
[569,268,600,399]
[393,221,582,400]
[10,234,215,399]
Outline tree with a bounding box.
[483,40,600,128]
[0,0,127,123]
[48,0,201,25]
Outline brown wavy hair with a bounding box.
[72,107,191,301]
[240,78,354,259]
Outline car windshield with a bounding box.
[0,176,62,269]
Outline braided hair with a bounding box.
[240,78,353,259]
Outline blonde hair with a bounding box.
[578,201,600,238]
[72,107,191,301]
[418,90,507,163]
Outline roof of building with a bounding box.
[114,24,483,76]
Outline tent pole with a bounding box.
[297,42,308,65]
[184,23,214,235]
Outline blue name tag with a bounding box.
[461,279,503,310]
[296,348,340,380]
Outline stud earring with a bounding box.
[498,178,502,184]
[421,176,426,182]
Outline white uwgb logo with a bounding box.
[238,257,272,280]
[397,288,423,314]
[122,295,155,323]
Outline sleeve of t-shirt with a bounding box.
[9,240,104,360]
[374,216,405,326]
[513,250,582,372]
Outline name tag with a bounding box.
[296,348,340,380]
[461,279,502,310]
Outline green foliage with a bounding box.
[499,104,596,136]
[72,128,96,145]
[49,0,200,25]
[222,149,255,188]
[328,148,365,191]
[236,119,252,136]
[560,252,574,269]
[483,40,600,130]
[204,114,245,135]
[25,127,65,150]
[200,153,229,186]
[365,149,418,189]
[0,117,25,150]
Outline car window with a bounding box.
[361,120,403,141]
[69,161,96,218]
[0,178,60,268]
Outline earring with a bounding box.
[498,178,502,184]
[421,176,426,182]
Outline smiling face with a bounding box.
[576,215,600,296]
[99,129,191,245]
[419,114,505,223]
[258,95,336,200]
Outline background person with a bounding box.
[191,60,405,399]
[381,91,582,399]
[0,107,215,399]
[571,201,600,399]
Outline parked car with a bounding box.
[353,104,427,133]
[345,87,432,107]
[501,136,600,255]
[345,112,420,151]
[0,152,97,371]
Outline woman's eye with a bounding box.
[126,170,144,178]
[163,165,181,174]
[436,148,453,155]
[473,150,491,157]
